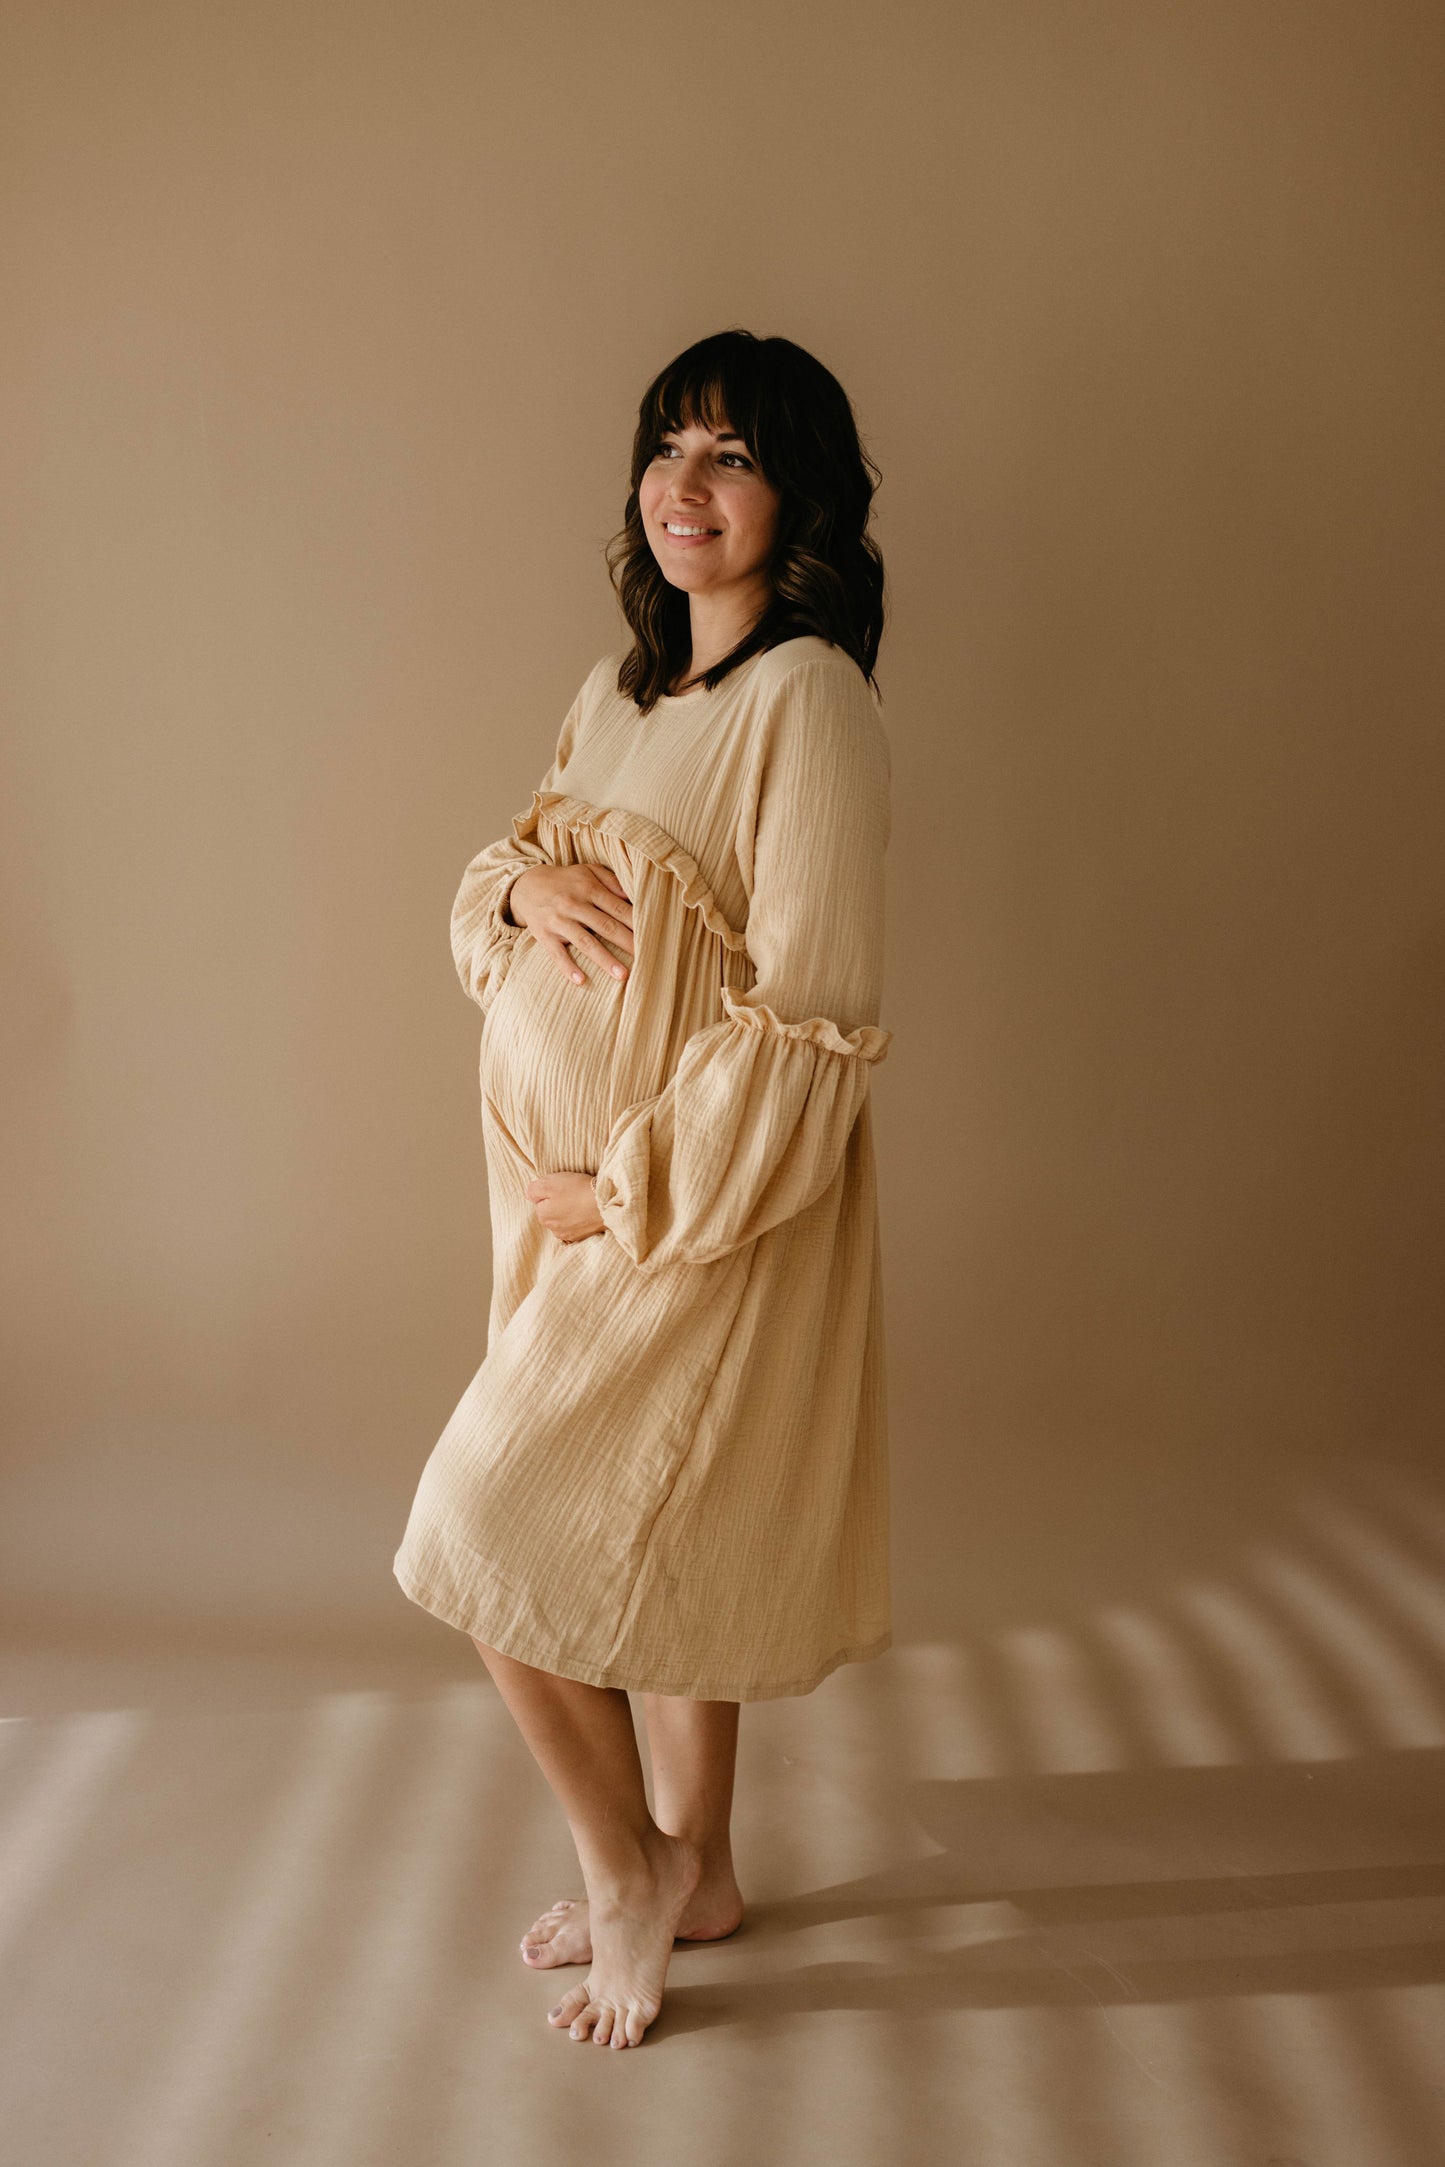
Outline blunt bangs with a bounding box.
[644,353,765,475]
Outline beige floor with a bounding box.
[3,1484,1445,2167]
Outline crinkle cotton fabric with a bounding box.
[392,634,894,1700]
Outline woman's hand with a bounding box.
[508,863,634,987]
[525,1171,606,1242]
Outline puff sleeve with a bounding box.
[591,656,892,1272]
[449,669,592,1014]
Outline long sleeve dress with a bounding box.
[392,633,894,1701]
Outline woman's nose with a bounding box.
[673,455,711,498]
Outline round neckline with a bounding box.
[660,648,767,704]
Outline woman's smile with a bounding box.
[639,417,780,621]
[660,520,722,546]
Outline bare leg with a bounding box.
[643,1692,744,1926]
[521,1690,744,1969]
[471,1636,700,2047]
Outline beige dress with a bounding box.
[392,633,894,1700]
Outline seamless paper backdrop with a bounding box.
[1,0,1441,1650]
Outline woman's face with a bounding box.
[638,416,782,606]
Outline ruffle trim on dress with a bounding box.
[719,986,893,1062]
[509,789,750,952]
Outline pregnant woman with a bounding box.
[393,327,894,2048]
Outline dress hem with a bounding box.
[392,1554,891,1702]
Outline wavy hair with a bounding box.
[606,329,886,713]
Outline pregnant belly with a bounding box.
[481,930,627,1174]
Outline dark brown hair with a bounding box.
[606,329,887,714]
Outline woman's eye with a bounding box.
[654,443,753,468]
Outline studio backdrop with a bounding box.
[2,0,1439,1659]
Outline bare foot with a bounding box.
[545,1829,701,2048]
[521,1860,743,1969]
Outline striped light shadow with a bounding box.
[729,1665,922,1908]
[1346,1469,1445,1641]
[1215,1549,1412,1757]
[1049,2001,1173,2167]
[429,1691,650,2166]
[1063,1614,1203,1774]
[771,1654,956,2155]
[1290,1489,1445,1666]
[1233,1989,1443,2165]
[954,1637,1039,1778]
[849,1644,937,1800]
[1241,1545,1445,1750]
[271,1681,503,2167]
[0,1709,143,1960]
[1167,1580,1359,1761]
[1054,1994,1243,2167]
[1362,1466,1445,1561]
[0,1713,47,1812]
[1088,1605,1242,1767]
[1190,1988,1354,2163]
[1321,1987,1445,2163]
[740,2005,910,2167]
[1346,1985,1445,2154]
[110,1689,397,2167]
[807,1654,958,1887]
[885,1642,1017,1779]
[990,1625,1132,1775]
[1142,1992,1294,2164]
[950,2004,1157,2167]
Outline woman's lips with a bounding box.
[661,522,721,548]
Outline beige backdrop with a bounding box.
[2,0,1440,1661]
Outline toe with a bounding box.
[592,2005,614,2046]
[528,1900,573,1937]
[569,2001,598,2041]
[625,2002,656,2048]
[548,1987,587,2028]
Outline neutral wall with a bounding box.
[2,0,1441,1653]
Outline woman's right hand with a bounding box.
[507,863,634,987]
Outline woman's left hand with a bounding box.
[525,1171,606,1242]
